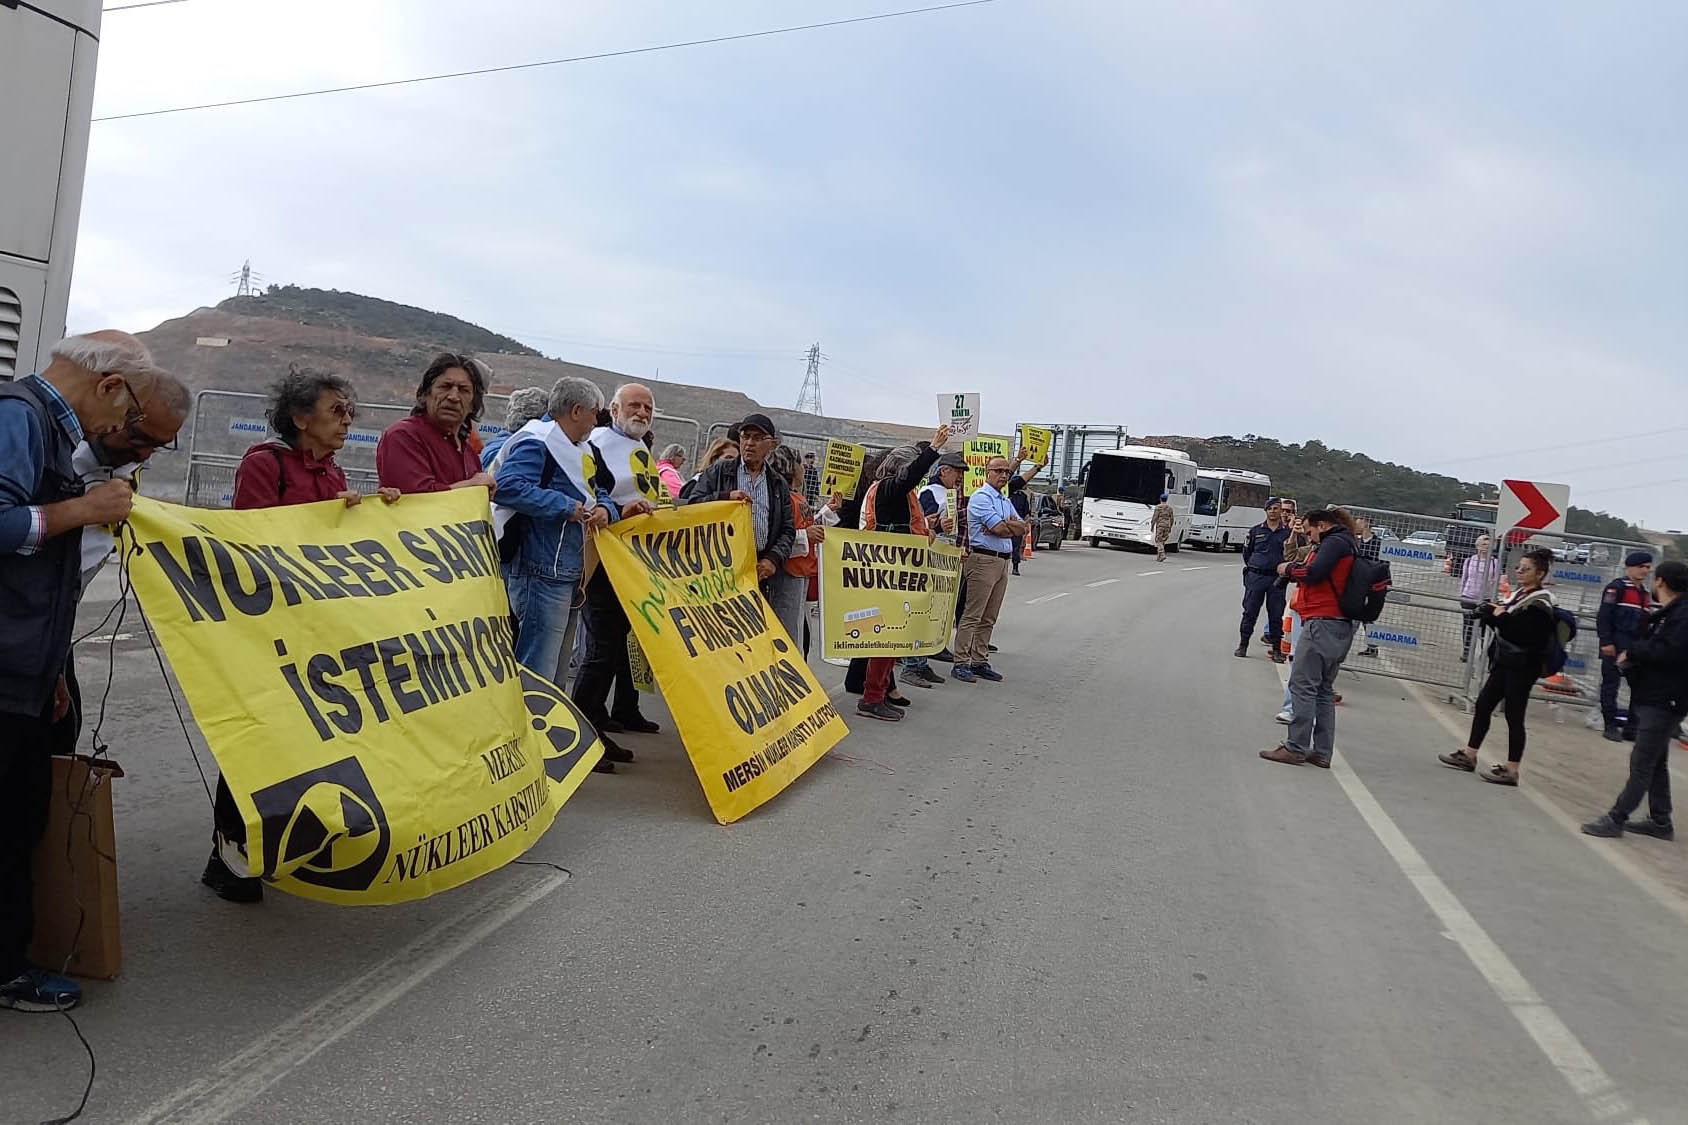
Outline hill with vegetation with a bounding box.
[1142,434,1643,541]
[218,285,543,358]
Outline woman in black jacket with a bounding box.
[1439,547,1558,785]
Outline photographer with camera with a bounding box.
[1438,547,1558,786]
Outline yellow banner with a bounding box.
[963,436,1011,494]
[819,528,963,658]
[1018,424,1053,466]
[593,502,847,823]
[122,492,602,905]
[819,439,864,500]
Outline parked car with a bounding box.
[1030,494,1066,551]
[1403,530,1446,551]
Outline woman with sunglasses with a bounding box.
[231,367,398,510]
[210,368,398,903]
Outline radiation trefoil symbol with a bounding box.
[251,757,391,892]
[519,665,597,782]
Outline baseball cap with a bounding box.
[1266,496,1285,507]
[936,451,966,470]
[1625,551,1654,568]
[738,412,777,438]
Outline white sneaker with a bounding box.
[1275,711,1293,724]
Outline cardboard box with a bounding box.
[29,755,124,980]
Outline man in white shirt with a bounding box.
[953,457,1028,683]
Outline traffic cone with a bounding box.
[1281,613,1294,657]
[1023,532,1033,560]
[1541,673,1578,695]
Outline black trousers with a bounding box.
[1240,582,1286,644]
[1,704,54,980]
[1609,704,1678,827]
[572,568,634,728]
[1469,661,1537,763]
[1599,652,1636,732]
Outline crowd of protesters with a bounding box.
[9,332,1681,1021]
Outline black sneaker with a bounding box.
[1234,643,1249,658]
[1627,820,1675,841]
[201,848,263,904]
[592,758,617,774]
[929,648,956,663]
[600,735,634,763]
[0,967,81,1013]
[1603,725,1624,742]
[911,665,946,687]
[1359,646,1379,658]
[987,644,999,653]
[1581,815,1623,838]
[856,701,903,722]
[614,714,661,735]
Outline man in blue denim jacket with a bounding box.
[494,378,618,707]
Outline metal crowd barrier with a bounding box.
[185,388,701,509]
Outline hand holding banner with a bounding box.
[593,503,847,823]
[1018,424,1052,467]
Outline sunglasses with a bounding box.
[116,375,149,426]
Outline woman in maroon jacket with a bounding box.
[212,369,398,903]
[376,353,496,494]
[231,368,399,510]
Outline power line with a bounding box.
[104,0,189,10]
[92,0,1001,122]
[1430,424,1688,469]
[512,330,806,361]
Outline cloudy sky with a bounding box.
[73,0,1686,529]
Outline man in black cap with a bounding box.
[1597,551,1654,741]
[1237,497,1291,662]
[683,412,794,598]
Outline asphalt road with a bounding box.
[5,544,1688,1124]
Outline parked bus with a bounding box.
[1080,445,1198,552]
[1187,467,1272,551]
[0,0,101,380]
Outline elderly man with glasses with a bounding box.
[951,456,1027,683]
[0,331,159,1014]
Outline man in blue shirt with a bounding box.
[1237,497,1292,663]
[2,330,155,1014]
[953,457,1028,683]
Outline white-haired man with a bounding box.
[2,331,155,1013]
[494,379,618,755]
[482,386,550,471]
[574,384,663,763]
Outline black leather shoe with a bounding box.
[599,718,625,733]
[603,740,635,764]
[1234,643,1249,658]
[1627,820,1675,841]
[201,849,263,904]
[592,759,617,774]
[929,648,956,663]
[614,715,661,735]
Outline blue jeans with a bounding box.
[506,567,581,688]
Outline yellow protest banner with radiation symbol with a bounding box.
[1018,424,1053,467]
[818,528,963,659]
[819,439,865,500]
[593,502,847,823]
[122,492,602,905]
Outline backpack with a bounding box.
[1542,606,1579,677]
[496,448,559,565]
[1338,555,1392,624]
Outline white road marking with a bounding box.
[1026,591,1069,605]
[1085,578,1120,588]
[1272,663,1648,1123]
[78,632,135,645]
[1403,679,1688,930]
[1329,755,1647,1125]
[128,869,570,1125]
[1137,570,1163,577]
[1181,566,1211,572]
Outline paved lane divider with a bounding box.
[1085,578,1121,588]
[1271,663,1650,1125]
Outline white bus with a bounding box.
[1187,467,1272,551]
[1080,445,1198,552]
[1,0,101,380]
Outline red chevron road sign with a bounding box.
[1498,479,1569,535]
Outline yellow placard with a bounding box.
[819,528,963,658]
[628,633,655,693]
[819,439,865,500]
[593,502,847,823]
[1018,424,1053,467]
[122,492,602,905]
[963,436,1012,494]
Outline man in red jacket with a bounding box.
[1261,509,1357,769]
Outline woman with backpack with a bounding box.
[1439,547,1559,786]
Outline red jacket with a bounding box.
[1284,528,1356,621]
[375,414,480,493]
[232,441,349,509]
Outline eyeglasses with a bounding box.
[123,422,178,452]
[116,375,148,427]
[327,401,357,421]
